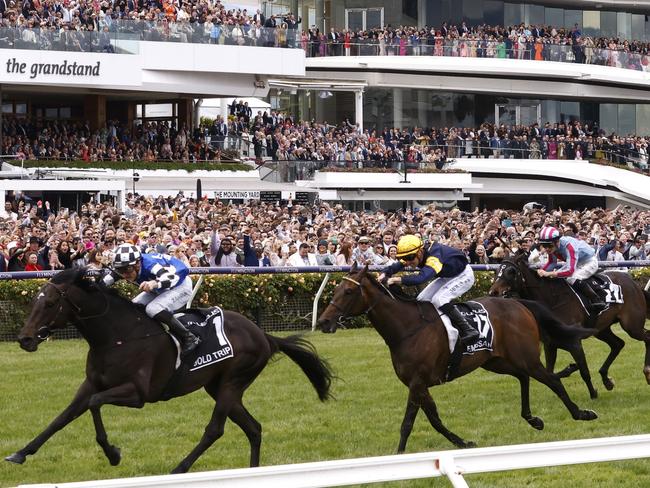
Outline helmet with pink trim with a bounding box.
[538,226,560,244]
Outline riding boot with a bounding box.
[573,280,606,313]
[439,303,480,344]
[154,310,201,356]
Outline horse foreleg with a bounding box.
[397,396,419,454]
[543,343,558,374]
[565,343,598,399]
[595,327,625,391]
[88,383,145,409]
[228,402,262,467]
[416,388,476,448]
[90,407,122,466]
[528,365,597,421]
[171,387,234,474]
[5,379,95,465]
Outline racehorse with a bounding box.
[315,264,597,452]
[489,253,650,397]
[5,268,332,473]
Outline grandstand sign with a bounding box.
[0,51,140,86]
[5,57,100,80]
[214,191,260,200]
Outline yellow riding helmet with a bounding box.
[396,235,423,258]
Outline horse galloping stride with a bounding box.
[316,264,596,452]
[489,253,650,396]
[5,268,332,473]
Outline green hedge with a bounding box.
[2,269,648,339]
[19,160,252,172]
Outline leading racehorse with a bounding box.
[489,253,650,397]
[316,264,596,452]
[5,267,332,473]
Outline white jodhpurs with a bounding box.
[566,256,599,285]
[416,264,475,308]
[132,277,193,317]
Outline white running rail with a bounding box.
[16,434,650,488]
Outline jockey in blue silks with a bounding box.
[103,244,200,355]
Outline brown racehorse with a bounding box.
[489,253,650,396]
[316,264,597,452]
[5,268,332,473]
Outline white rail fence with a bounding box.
[16,434,650,488]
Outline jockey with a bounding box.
[103,244,200,355]
[378,234,479,344]
[537,226,606,313]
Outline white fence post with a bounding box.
[187,275,204,309]
[311,273,330,332]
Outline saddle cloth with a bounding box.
[438,301,495,355]
[572,274,623,313]
[169,307,234,371]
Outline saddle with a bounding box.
[571,274,623,314]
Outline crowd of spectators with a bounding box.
[1,0,649,75]
[1,117,230,162]
[2,113,649,170]
[306,22,650,72]
[1,192,649,274]
[229,109,649,170]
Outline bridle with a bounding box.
[496,259,526,298]
[36,282,110,340]
[327,275,383,320]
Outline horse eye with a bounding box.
[344,288,354,295]
[44,300,56,308]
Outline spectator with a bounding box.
[287,242,318,266]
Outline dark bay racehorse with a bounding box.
[5,268,332,473]
[316,264,597,452]
[489,253,650,396]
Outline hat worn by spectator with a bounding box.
[358,236,370,243]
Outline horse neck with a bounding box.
[362,281,426,348]
[518,264,582,316]
[71,291,147,349]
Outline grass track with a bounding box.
[1,325,649,487]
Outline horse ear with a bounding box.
[361,264,369,275]
[350,261,358,273]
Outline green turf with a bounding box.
[1,326,649,488]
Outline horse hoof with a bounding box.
[527,416,544,430]
[602,378,615,391]
[5,453,26,464]
[579,409,598,421]
[589,389,598,400]
[462,441,477,448]
[107,446,121,466]
[171,465,188,474]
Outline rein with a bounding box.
[37,282,110,341]
[327,276,381,318]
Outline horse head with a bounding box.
[18,268,98,352]
[489,252,529,298]
[316,262,371,333]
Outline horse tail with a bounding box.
[265,334,333,401]
[515,299,594,347]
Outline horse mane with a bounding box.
[362,271,420,303]
[52,267,147,314]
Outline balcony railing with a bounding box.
[0,22,301,54]
[304,40,650,73]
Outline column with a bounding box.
[315,0,325,33]
[393,88,403,129]
[417,89,427,128]
[354,89,364,132]
[417,0,427,27]
[83,95,106,131]
[177,98,192,129]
